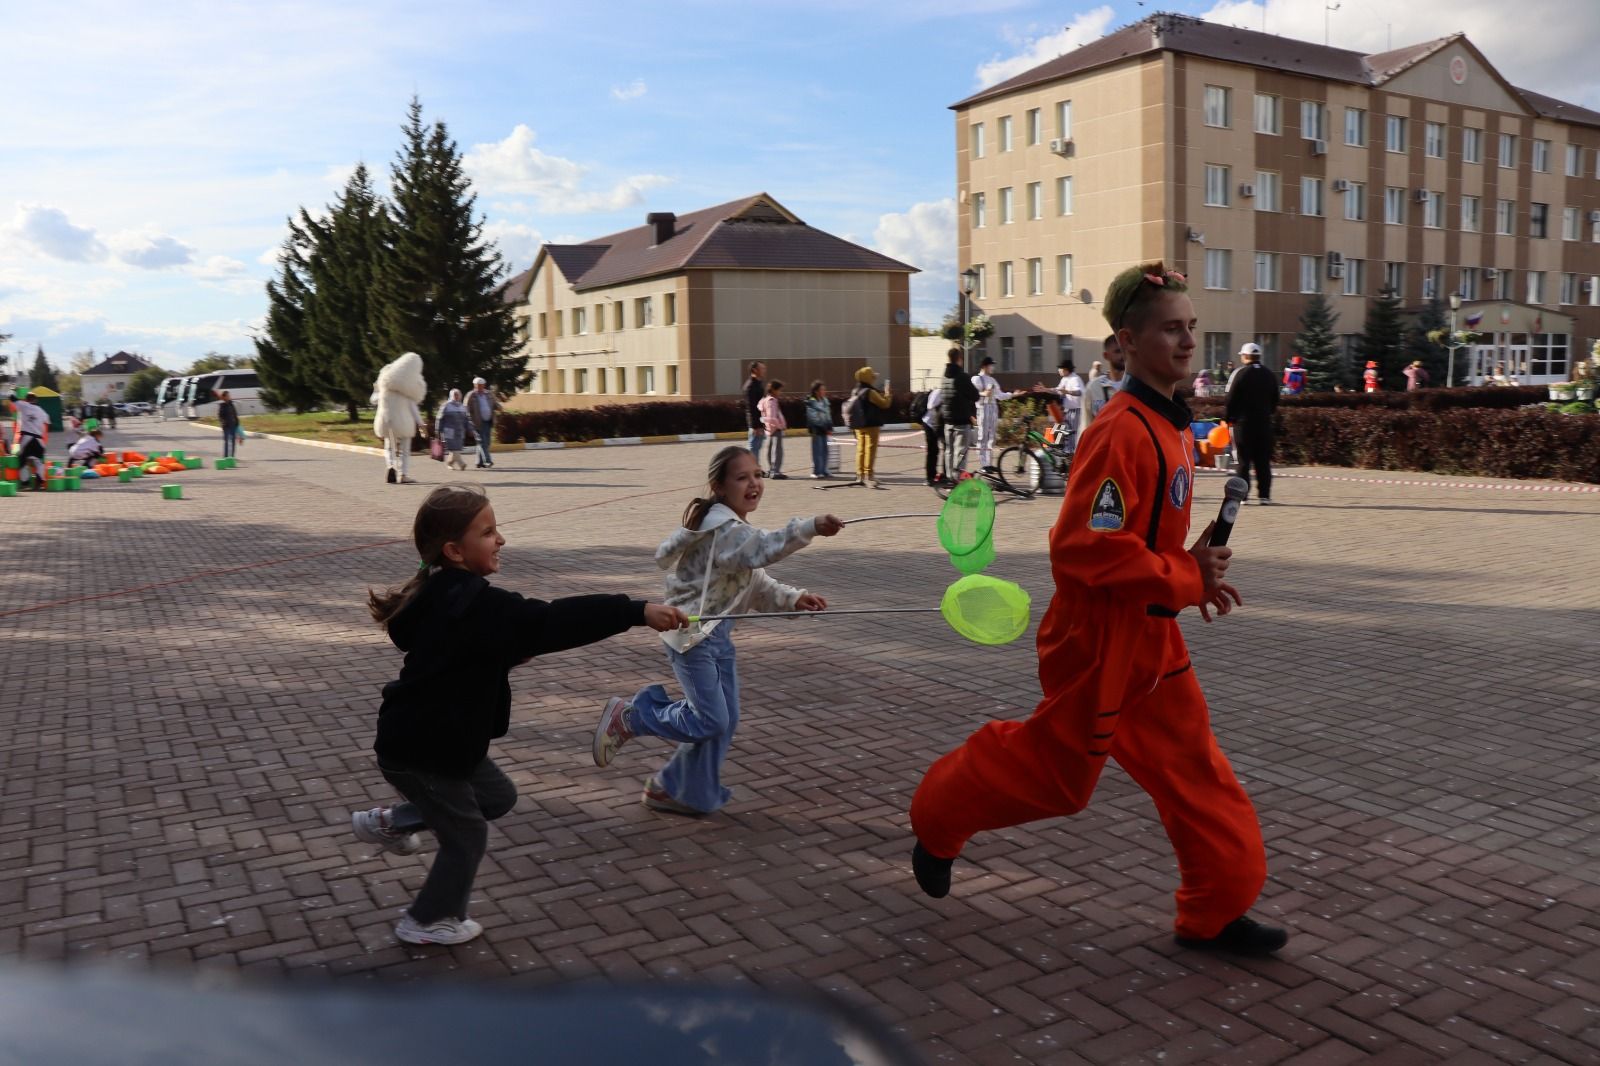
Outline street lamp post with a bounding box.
[1447,292,1463,388]
[960,267,980,369]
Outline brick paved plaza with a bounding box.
[4,420,1598,1064]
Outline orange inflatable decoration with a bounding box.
[1206,424,1231,448]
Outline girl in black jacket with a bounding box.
[354,485,684,946]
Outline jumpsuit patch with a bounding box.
[1089,479,1125,531]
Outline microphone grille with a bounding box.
[1223,476,1250,501]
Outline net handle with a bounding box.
[689,607,940,622]
[844,513,940,524]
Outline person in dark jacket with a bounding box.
[939,347,979,478]
[354,485,685,946]
[744,361,767,461]
[1224,342,1279,504]
[217,390,240,460]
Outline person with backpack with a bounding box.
[939,347,979,479]
[843,366,891,489]
[803,380,833,479]
[1225,342,1280,504]
[915,385,944,486]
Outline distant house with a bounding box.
[504,193,918,410]
[81,351,155,402]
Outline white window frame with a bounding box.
[1564,206,1581,241]
[1560,272,1579,305]
[1463,128,1482,164]
[1343,258,1364,296]
[999,114,1013,152]
[1301,101,1325,142]
[1527,270,1545,304]
[1301,176,1324,217]
[1345,107,1367,147]
[1386,115,1406,153]
[1255,171,1281,212]
[971,192,986,229]
[1499,133,1517,168]
[1027,257,1043,296]
[1056,175,1073,215]
[973,264,987,299]
[1300,255,1321,294]
[1567,143,1583,177]
[971,122,985,159]
[1459,267,1478,301]
[1000,260,1014,297]
[1204,248,1231,290]
[999,186,1014,224]
[1056,100,1072,139]
[1344,182,1367,221]
[1384,262,1405,296]
[1254,93,1281,135]
[1204,165,1230,207]
[1461,195,1480,232]
[1253,251,1279,292]
[1425,122,1445,158]
[1496,198,1515,235]
[1533,139,1550,173]
[1027,181,1042,220]
[1056,254,1073,295]
[638,365,656,394]
[1384,187,1405,225]
[1424,191,1444,229]
[1531,202,1549,239]
[1204,85,1231,128]
[573,306,587,335]
[1026,108,1041,146]
[1423,265,1442,300]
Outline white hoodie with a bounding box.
[655,502,815,652]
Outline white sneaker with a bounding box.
[351,807,423,855]
[395,914,483,945]
[399,475,418,484]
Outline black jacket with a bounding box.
[217,400,238,429]
[374,568,645,776]
[745,377,765,428]
[1225,363,1279,424]
[939,362,978,424]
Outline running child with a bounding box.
[592,446,843,814]
[355,484,685,945]
[908,263,1287,956]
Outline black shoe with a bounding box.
[386,468,397,484]
[912,842,954,899]
[1258,498,1273,505]
[1175,916,1288,956]
[771,472,788,480]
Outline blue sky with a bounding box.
[4,0,1596,374]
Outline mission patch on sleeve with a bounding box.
[1088,478,1125,531]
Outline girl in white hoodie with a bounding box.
[592,446,843,814]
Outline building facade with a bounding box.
[81,351,154,402]
[505,194,916,411]
[954,14,1600,383]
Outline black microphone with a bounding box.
[1208,476,1250,547]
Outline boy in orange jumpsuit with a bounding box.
[909,263,1287,956]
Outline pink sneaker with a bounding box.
[593,697,634,767]
[641,777,704,816]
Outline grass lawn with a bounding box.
[196,410,382,447]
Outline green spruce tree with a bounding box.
[370,98,526,409]
[1294,292,1343,391]
[29,345,60,391]
[254,220,324,413]
[307,163,388,421]
[1357,286,1407,390]
[1409,296,1449,386]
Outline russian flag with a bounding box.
[1464,312,1483,327]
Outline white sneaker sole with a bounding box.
[593,698,628,767]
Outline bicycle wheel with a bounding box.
[996,447,1041,496]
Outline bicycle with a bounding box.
[932,415,1072,500]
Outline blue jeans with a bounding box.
[765,429,784,475]
[810,431,829,476]
[222,427,237,458]
[629,623,739,812]
[747,427,765,460]
[474,420,493,466]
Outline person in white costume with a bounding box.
[971,355,1019,469]
[372,351,426,485]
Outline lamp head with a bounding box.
[1449,293,1462,311]
[960,268,979,294]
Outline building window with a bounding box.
[1383,263,1404,297]
[1527,270,1546,304]
[666,365,679,394]
[538,311,548,338]
[1056,99,1072,139]
[999,114,1013,152]
[1027,335,1043,373]
[1204,333,1232,367]
[638,366,655,393]
[1425,122,1445,158]
[1531,202,1549,238]
[554,369,567,393]
[1345,182,1367,221]
[1254,93,1280,134]
[1459,267,1478,301]
[1461,196,1480,232]
[971,122,985,158]
[1494,269,1513,300]
[974,264,987,298]
[597,366,610,394]
[1255,171,1281,212]
[1568,143,1585,177]
[553,309,563,336]
[1345,107,1367,147]
[1564,206,1581,241]
[1343,258,1365,296]
[1056,175,1073,215]
[1300,255,1321,293]
[635,296,654,327]
[1057,335,1074,366]
[1422,265,1442,300]
[1027,257,1043,295]
[1499,133,1517,168]
[1561,273,1579,305]
[1253,251,1279,292]
[1027,182,1042,220]
[999,186,1014,224]
[971,192,986,228]
[1203,85,1231,128]
[1301,177,1324,217]
[999,336,1015,371]
[1528,334,1570,378]
[1000,260,1014,297]
[1463,127,1482,164]
[1204,248,1231,290]
[1204,165,1230,207]
[573,306,587,334]
[664,292,677,325]
[574,368,588,393]
[1424,191,1444,229]
[1385,115,1407,152]
[1026,107,1041,146]
[1533,139,1550,173]
[1301,101,1325,141]
[1496,199,1515,235]
[1384,187,1405,225]
[613,301,625,329]
[1056,254,1073,295]
[592,303,604,331]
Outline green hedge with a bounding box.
[1187,385,1549,417]
[498,394,915,444]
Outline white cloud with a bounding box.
[482,221,545,269]
[7,204,107,262]
[974,6,1117,89]
[871,198,956,325]
[192,255,247,279]
[110,230,195,269]
[111,317,260,344]
[610,79,648,101]
[463,124,671,214]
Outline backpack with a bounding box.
[842,387,866,429]
[909,391,930,422]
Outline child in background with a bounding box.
[758,379,788,480]
[593,446,843,814]
[355,485,684,945]
[66,429,105,468]
[803,381,832,479]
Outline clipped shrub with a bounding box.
[498,393,914,444]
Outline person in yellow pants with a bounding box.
[909,263,1287,956]
[848,366,891,489]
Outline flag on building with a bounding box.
[1464,312,1483,327]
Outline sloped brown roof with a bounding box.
[498,266,533,305]
[1364,36,1456,83]
[536,194,916,294]
[83,351,153,376]
[1517,86,1600,131]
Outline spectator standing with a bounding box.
[803,381,832,479]
[1081,335,1128,434]
[1225,342,1279,505]
[1192,367,1213,398]
[1403,360,1430,391]
[744,361,767,461]
[436,389,471,471]
[217,390,240,460]
[918,385,944,486]
[467,377,498,469]
[758,380,788,479]
[1282,356,1307,396]
[939,347,979,477]
[971,355,1018,469]
[848,366,891,489]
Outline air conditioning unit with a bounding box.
[1413,189,1430,203]
[1332,178,1351,192]
[1310,139,1328,156]
[1049,138,1073,155]
[1484,268,1500,280]
[1239,182,1257,198]
[1328,262,1346,280]
[1327,251,1345,267]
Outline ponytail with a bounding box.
[367,485,489,627]
[681,445,751,530]
[368,566,434,627]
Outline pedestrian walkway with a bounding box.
[3,417,1598,1064]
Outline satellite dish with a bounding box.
[1078,289,1094,305]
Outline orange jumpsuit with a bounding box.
[910,377,1266,939]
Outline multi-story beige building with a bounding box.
[956,13,1600,384]
[503,193,916,411]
